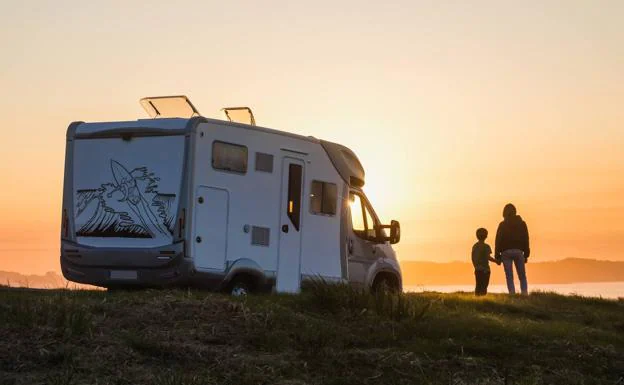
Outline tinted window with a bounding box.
[287,164,303,231]
[212,141,248,173]
[310,181,337,216]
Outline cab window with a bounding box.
[350,194,365,234]
[349,192,377,240]
[364,205,375,239]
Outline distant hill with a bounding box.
[0,270,91,289]
[400,258,624,285]
[0,271,63,288]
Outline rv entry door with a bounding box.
[276,158,305,293]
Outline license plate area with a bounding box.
[109,270,138,280]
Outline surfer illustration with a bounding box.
[106,160,171,238]
[75,160,176,239]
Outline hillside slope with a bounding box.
[1,286,623,385]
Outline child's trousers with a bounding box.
[474,270,490,296]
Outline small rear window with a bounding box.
[212,141,248,174]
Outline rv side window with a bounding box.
[212,141,248,174]
[287,164,303,231]
[310,181,337,216]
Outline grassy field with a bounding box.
[1,284,623,385]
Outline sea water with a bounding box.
[404,281,624,299]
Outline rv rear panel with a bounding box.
[61,118,202,287]
[73,135,185,248]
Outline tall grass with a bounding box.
[2,286,623,385]
[302,277,430,321]
[153,372,206,385]
[1,290,93,339]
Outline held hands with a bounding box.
[489,255,502,266]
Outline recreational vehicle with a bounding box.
[60,96,402,294]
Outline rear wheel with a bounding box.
[227,276,255,296]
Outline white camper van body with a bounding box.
[60,116,402,293]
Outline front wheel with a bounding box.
[372,275,400,294]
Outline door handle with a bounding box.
[282,224,289,233]
[348,238,354,254]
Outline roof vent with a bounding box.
[140,95,201,118]
[221,107,256,126]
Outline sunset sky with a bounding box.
[1,1,623,274]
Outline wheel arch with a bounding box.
[222,258,268,292]
[371,269,402,292]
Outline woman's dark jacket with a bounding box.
[494,215,530,259]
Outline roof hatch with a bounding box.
[221,107,256,126]
[139,96,257,126]
[140,95,201,118]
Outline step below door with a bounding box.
[193,186,228,271]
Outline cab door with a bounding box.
[346,191,378,286]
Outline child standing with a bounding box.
[472,228,498,296]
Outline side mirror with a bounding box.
[377,220,401,244]
[390,220,400,244]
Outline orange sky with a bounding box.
[0,1,623,274]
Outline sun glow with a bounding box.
[1,1,624,276]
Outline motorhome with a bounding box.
[60,96,402,294]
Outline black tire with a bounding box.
[372,275,399,294]
[227,276,254,296]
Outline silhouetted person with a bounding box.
[495,203,530,295]
[472,228,498,296]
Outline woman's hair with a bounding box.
[476,228,488,241]
[503,203,517,219]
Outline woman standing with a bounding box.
[495,204,530,295]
